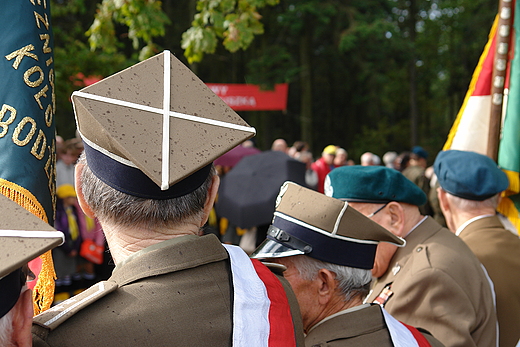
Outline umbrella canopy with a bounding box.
[214,145,261,168]
[216,151,307,228]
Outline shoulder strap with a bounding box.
[33,280,118,331]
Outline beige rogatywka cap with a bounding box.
[72,50,256,199]
[0,193,64,317]
[251,182,404,269]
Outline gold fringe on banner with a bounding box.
[0,178,56,314]
[498,170,520,233]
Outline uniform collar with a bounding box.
[455,214,495,236]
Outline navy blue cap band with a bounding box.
[271,215,377,269]
[84,142,212,199]
[0,268,24,318]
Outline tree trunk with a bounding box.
[299,16,313,149]
[409,0,418,147]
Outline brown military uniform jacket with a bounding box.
[366,217,497,347]
[305,304,444,347]
[459,215,520,347]
[32,234,304,347]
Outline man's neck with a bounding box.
[306,295,363,334]
[451,207,496,233]
[102,222,201,264]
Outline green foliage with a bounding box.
[350,119,411,161]
[51,0,134,139]
[181,0,280,63]
[245,45,299,87]
[87,0,170,60]
[50,0,500,156]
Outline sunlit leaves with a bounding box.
[181,0,279,64]
[87,0,170,59]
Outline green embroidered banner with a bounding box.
[0,0,57,313]
[0,0,56,224]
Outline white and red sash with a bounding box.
[381,307,431,347]
[224,244,297,347]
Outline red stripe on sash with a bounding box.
[400,321,432,347]
[251,259,296,347]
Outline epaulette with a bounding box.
[33,280,118,331]
[262,261,287,276]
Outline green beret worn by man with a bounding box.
[0,194,64,347]
[252,182,444,347]
[325,166,497,347]
[435,149,520,347]
[32,51,304,347]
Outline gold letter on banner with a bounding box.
[33,11,49,30]
[39,34,51,53]
[24,66,44,87]
[5,45,38,70]
[0,104,16,138]
[34,85,49,110]
[12,117,36,146]
[31,129,46,160]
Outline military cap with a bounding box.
[251,182,404,269]
[434,149,509,201]
[412,146,428,159]
[0,194,64,318]
[324,165,427,206]
[72,51,256,199]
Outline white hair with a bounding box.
[78,153,215,230]
[360,152,380,166]
[446,193,500,210]
[291,255,372,302]
[383,151,397,168]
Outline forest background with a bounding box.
[51,0,497,164]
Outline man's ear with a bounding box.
[75,163,95,218]
[386,202,406,237]
[437,187,450,214]
[316,269,336,305]
[200,174,220,228]
[11,289,33,347]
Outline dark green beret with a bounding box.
[434,150,509,201]
[325,165,427,206]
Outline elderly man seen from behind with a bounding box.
[435,149,520,347]
[252,182,444,346]
[32,51,304,347]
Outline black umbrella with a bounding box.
[215,151,307,229]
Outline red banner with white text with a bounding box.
[206,83,288,111]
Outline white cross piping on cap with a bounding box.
[72,51,255,190]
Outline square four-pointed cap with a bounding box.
[0,194,64,318]
[72,51,256,199]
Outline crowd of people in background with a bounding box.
[52,136,111,304]
[209,138,451,253]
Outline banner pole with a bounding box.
[489,0,514,160]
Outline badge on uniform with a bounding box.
[373,283,394,306]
